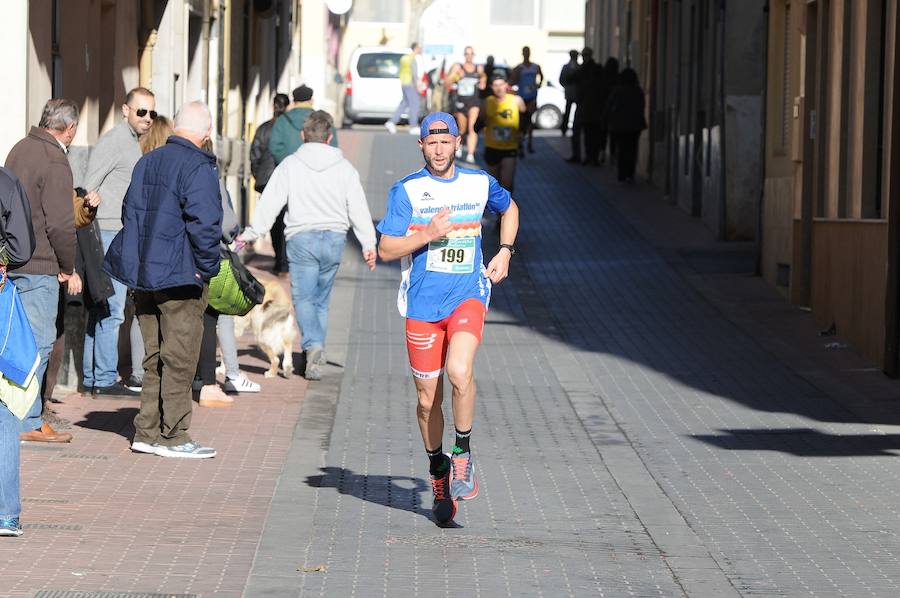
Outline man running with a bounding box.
[377,112,520,525]
[445,47,485,164]
[511,46,543,155]
[481,73,527,193]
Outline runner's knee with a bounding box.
[445,358,473,390]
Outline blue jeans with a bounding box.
[287,231,346,351]
[389,85,421,127]
[7,273,58,432]
[83,229,127,388]
[0,401,20,520]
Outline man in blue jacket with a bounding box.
[104,101,223,459]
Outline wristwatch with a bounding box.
[499,244,516,256]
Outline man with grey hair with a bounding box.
[82,87,157,398]
[238,110,376,381]
[104,100,223,459]
[5,98,81,443]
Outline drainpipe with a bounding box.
[201,0,212,105]
[756,0,771,274]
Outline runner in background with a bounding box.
[480,73,527,193]
[445,47,485,164]
[511,46,543,156]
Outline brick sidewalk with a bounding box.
[0,253,306,598]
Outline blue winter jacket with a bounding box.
[103,136,223,291]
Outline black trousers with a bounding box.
[614,131,641,181]
[583,123,603,163]
[195,306,220,385]
[270,206,288,273]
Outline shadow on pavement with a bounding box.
[74,407,138,439]
[305,466,462,528]
[692,428,900,457]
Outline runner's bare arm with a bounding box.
[378,208,452,262]
[515,96,528,113]
[486,199,520,284]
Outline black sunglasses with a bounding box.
[135,108,158,120]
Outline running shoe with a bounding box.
[384,121,397,134]
[431,464,457,525]
[450,450,478,500]
[155,442,216,459]
[306,348,324,381]
[0,518,23,537]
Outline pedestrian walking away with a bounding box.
[5,98,80,443]
[566,47,603,165]
[558,49,579,136]
[511,46,544,155]
[445,46,485,164]
[384,42,424,136]
[239,110,377,381]
[104,101,223,459]
[480,73,527,193]
[377,112,520,525]
[250,93,291,276]
[605,67,647,183]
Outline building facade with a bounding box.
[586,0,900,373]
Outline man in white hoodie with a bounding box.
[238,110,376,380]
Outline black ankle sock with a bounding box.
[427,446,448,476]
[452,428,471,454]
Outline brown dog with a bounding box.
[235,281,297,378]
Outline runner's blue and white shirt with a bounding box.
[377,166,511,322]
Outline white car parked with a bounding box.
[533,81,573,130]
[341,46,427,127]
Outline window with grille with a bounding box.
[350,0,404,23]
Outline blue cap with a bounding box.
[419,112,460,139]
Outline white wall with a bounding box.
[0,0,30,163]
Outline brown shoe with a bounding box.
[198,385,234,408]
[20,422,73,443]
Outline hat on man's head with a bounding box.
[419,112,460,139]
[292,85,313,102]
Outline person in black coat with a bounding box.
[249,93,290,275]
[605,68,647,183]
[566,47,603,163]
[597,57,620,164]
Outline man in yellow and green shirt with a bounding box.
[385,42,423,135]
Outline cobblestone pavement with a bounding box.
[7,128,900,598]
[0,260,306,598]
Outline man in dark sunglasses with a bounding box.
[81,86,158,399]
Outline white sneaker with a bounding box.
[384,121,397,134]
[408,126,420,136]
[155,442,217,459]
[131,440,158,454]
[223,375,260,393]
[466,154,475,164]
[455,147,463,158]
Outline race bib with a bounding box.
[457,78,477,97]
[426,238,476,274]
[492,126,513,142]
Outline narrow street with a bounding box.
[5,129,900,597]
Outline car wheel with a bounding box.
[534,105,562,130]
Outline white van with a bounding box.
[342,46,427,127]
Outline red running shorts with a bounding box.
[405,298,487,379]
